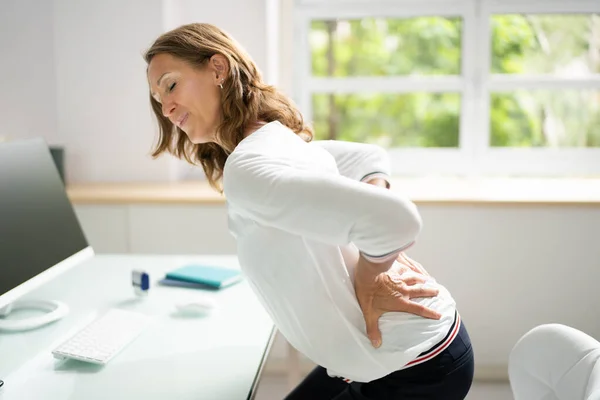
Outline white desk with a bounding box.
[0,255,275,400]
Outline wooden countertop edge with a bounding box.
[65,179,600,206]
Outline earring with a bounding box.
[219,79,224,90]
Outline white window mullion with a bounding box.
[293,11,313,121]
[472,0,492,170]
[488,0,600,15]
[481,148,600,176]
[295,0,471,20]
[389,148,469,176]
[488,75,600,91]
[458,0,478,174]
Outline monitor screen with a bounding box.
[0,138,89,304]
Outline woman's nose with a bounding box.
[162,101,176,118]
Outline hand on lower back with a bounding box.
[354,255,441,349]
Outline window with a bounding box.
[310,17,462,148]
[292,0,600,176]
[490,14,600,149]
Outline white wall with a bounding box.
[1,0,273,183]
[163,0,268,75]
[0,0,59,145]
[52,0,175,183]
[409,204,600,369]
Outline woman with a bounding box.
[144,23,474,399]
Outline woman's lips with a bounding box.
[177,113,189,127]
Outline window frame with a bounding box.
[292,0,600,177]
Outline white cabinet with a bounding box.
[73,204,236,254]
[128,205,236,254]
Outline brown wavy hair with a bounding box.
[144,23,313,191]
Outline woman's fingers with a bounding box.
[364,308,383,348]
[396,299,442,320]
[393,274,426,286]
[386,273,436,299]
[405,284,439,299]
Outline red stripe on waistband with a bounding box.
[402,312,461,369]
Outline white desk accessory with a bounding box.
[51,308,152,365]
[175,297,217,316]
[0,300,69,332]
[132,270,150,296]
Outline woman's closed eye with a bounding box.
[168,82,177,92]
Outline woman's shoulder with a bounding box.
[223,121,332,194]
[223,123,292,189]
[228,121,307,163]
[237,120,300,149]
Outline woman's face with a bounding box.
[147,53,226,144]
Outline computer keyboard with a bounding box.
[52,308,152,365]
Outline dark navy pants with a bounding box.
[285,321,474,400]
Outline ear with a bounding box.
[209,54,230,85]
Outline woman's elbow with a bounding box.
[393,201,423,246]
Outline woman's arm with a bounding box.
[223,150,420,263]
[311,140,391,188]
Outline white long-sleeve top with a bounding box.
[223,121,456,382]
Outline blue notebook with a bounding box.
[164,265,243,289]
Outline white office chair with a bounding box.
[509,323,600,400]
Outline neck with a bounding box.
[244,120,267,138]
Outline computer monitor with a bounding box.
[0,138,94,331]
